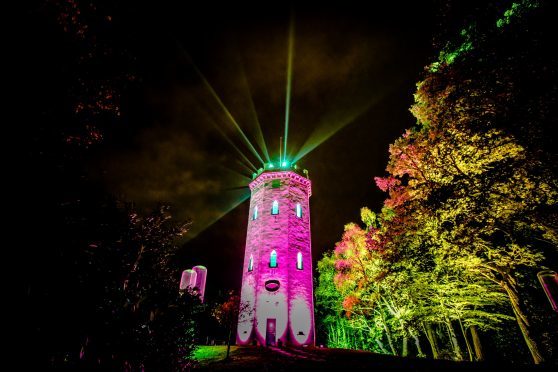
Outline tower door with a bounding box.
[265,318,276,346]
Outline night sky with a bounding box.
[27,1,440,298]
[157,2,438,297]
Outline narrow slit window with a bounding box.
[271,200,279,215]
[270,250,277,268]
[248,254,253,272]
[252,206,258,220]
[297,252,303,270]
[296,203,302,218]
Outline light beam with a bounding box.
[175,41,265,166]
[283,12,295,164]
[237,59,271,162]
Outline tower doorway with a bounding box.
[265,318,276,346]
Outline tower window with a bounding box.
[296,203,302,218]
[271,200,279,215]
[248,254,253,272]
[297,252,303,270]
[252,206,258,220]
[270,250,277,268]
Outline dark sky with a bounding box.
[86,1,438,297]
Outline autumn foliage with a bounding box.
[316,0,558,364]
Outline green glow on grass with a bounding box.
[193,345,238,362]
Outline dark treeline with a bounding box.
[21,1,207,368]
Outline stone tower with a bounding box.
[236,163,315,347]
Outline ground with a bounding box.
[192,345,549,371]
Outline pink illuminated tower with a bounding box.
[237,162,315,347]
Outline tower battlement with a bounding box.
[249,171,311,197]
[251,162,309,180]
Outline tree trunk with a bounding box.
[502,281,544,364]
[375,338,389,354]
[469,326,484,361]
[401,336,408,357]
[342,322,348,347]
[423,322,440,359]
[458,318,473,361]
[335,323,340,346]
[226,321,232,359]
[410,329,425,357]
[380,309,397,355]
[446,319,464,361]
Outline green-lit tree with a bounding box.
[317,1,558,364]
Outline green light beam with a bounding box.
[192,61,265,166]
[238,61,270,162]
[283,12,295,164]
[293,101,375,163]
[207,116,258,172]
[293,74,408,163]
[175,43,265,166]
[184,186,251,242]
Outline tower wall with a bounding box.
[237,171,315,346]
[192,265,207,302]
[179,269,197,291]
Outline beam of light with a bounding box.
[191,61,265,166]
[235,160,256,177]
[181,160,252,241]
[283,12,295,164]
[293,76,408,163]
[237,58,271,163]
[207,116,258,173]
[293,101,375,163]
[174,42,265,166]
[184,186,250,241]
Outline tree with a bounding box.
[316,1,558,364]
[376,0,558,363]
[212,290,251,359]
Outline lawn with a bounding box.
[193,345,239,365]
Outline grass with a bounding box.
[193,345,239,365]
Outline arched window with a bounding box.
[252,206,258,220]
[271,200,279,215]
[269,250,277,268]
[296,203,302,218]
[248,254,253,272]
[297,252,303,270]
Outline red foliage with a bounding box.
[335,259,352,271]
[342,295,359,318]
[374,176,400,192]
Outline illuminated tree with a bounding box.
[376,2,558,363]
[212,291,251,359]
[317,2,558,364]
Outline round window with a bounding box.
[264,279,280,292]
